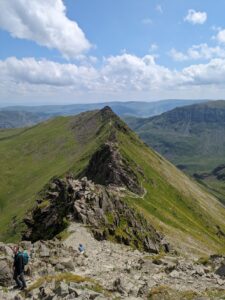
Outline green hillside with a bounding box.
[0,107,225,256]
[0,110,109,242]
[125,100,225,204]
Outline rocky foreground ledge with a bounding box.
[0,223,225,300]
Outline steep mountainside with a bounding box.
[0,107,225,256]
[125,100,225,204]
[0,111,49,128]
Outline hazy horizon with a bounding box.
[0,98,212,108]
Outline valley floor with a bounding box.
[0,223,225,300]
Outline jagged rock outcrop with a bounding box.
[23,177,167,253]
[81,141,144,195]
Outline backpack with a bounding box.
[22,251,29,265]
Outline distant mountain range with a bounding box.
[0,111,49,128]
[125,100,225,204]
[0,99,206,128]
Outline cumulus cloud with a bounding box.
[2,55,225,103]
[0,0,91,58]
[101,54,173,91]
[169,44,225,61]
[182,58,225,86]
[184,9,207,25]
[0,57,98,89]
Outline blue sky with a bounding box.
[1,0,225,105]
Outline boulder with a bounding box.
[113,278,125,294]
[144,237,159,254]
[40,245,50,257]
[59,258,74,271]
[0,243,13,258]
[55,281,69,297]
[169,270,180,278]
[0,260,13,287]
[215,260,225,277]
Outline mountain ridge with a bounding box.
[0,107,225,256]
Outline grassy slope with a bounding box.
[0,111,109,242]
[116,129,225,256]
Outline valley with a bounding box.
[125,100,225,205]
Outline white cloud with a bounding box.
[101,54,172,91]
[169,44,225,61]
[216,29,225,44]
[184,9,207,25]
[0,0,91,59]
[0,57,98,89]
[2,55,225,104]
[169,48,188,61]
[182,59,225,86]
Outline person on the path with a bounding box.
[13,246,27,290]
[78,243,85,254]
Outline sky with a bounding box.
[1,0,225,106]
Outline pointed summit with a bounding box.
[100,105,114,114]
[98,105,122,122]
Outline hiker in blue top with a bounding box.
[13,246,27,290]
[78,244,85,254]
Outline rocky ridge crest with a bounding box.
[23,176,166,254]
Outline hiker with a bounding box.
[78,243,85,254]
[13,246,27,290]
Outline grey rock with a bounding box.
[0,260,13,286]
[215,261,225,277]
[55,281,69,297]
[59,258,74,271]
[23,176,163,254]
[40,245,50,257]
[113,278,125,294]
[195,265,205,276]
[169,270,180,278]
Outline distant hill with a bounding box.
[125,100,225,204]
[2,99,205,118]
[0,111,49,128]
[0,107,225,256]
